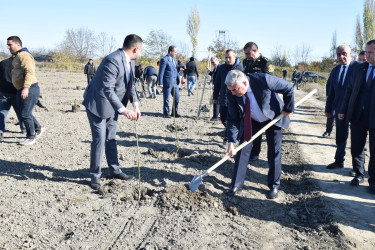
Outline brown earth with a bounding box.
[0,71,372,249]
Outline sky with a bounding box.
[0,0,364,62]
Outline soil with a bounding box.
[0,71,373,249]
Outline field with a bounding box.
[0,71,374,249]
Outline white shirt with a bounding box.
[338,60,351,85]
[244,84,269,123]
[118,50,137,113]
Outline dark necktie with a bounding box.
[338,65,346,86]
[366,66,374,88]
[244,94,252,141]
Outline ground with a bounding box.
[0,71,373,249]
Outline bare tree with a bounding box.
[0,41,9,58]
[271,45,290,67]
[177,42,190,62]
[186,5,200,57]
[293,44,312,70]
[144,29,174,60]
[208,33,240,62]
[96,32,117,59]
[330,30,337,60]
[59,27,96,62]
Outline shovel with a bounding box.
[189,89,317,192]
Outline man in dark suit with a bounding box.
[158,46,180,118]
[83,34,143,190]
[325,45,360,170]
[339,39,375,194]
[224,70,294,199]
[207,57,220,121]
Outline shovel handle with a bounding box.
[204,88,317,176]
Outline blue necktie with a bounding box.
[366,66,374,88]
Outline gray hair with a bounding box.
[225,70,248,87]
[336,44,351,52]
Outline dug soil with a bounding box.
[0,71,373,249]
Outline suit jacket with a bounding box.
[158,55,178,87]
[227,73,294,143]
[325,60,360,114]
[83,48,138,119]
[340,62,375,128]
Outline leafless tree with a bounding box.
[330,30,337,60]
[177,42,190,62]
[144,29,174,60]
[186,5,200,57]
[208,33,240,62]
[293,44,312,69]
[271,45,291,67]
[59,27,96,62]
[96,32,117,59]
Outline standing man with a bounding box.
[225,70,294,199]
[325,45,360,170]
[143,65,158,98]
[207,57,220,121]
[84,59,96,84]
[282,69,287,80]
[0,57,25,139]
[243,42,274,161]
[339,40,375,194]
[7,36,44,146]
[158,46,181,118]
[213,50,243,146]
[292,68,297,82]
[184,57,199,96]
[83,34,143,190]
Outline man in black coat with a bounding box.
[213,49,243,146]
[325,45,360,170]
[84,59,96,84]
[339,39,375,194]
[207,57,220,121]
[184,57,199,96]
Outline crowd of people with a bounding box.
[0,34,374,198]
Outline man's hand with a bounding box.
[281,111,292,117]
[325,112,331,118]
[134,106,141,121]
[338,114,345,120]
[224,143,235,158]
[159,85,163,88]
[213,99,218,104]
[21,88,29,99]
[121,109,137,121]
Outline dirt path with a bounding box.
[0,71,370,249]
[290,89,375,249]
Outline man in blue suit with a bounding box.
[158,46,180,118]
[83,34,143,190]
[224,70,294,199]
[325,45,360,170]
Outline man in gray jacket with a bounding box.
[83,34,143,190]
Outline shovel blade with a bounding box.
[189,174,203,192]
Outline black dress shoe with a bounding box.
[174,114,181,118]
[322,131,331,137]
[349,170,356,177]
[326,162,344,169]
[268,188,279,199]
[249,154,259,161]
[111,172,134,180]
[36,99,46,108]
[350,176,364,186]
[369,185,375,195]
[163,114,171,118]
[90,177,101,190]
[224,187,243,196]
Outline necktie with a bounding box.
[338,65,346,86]
[366,66,374,88]
[244,94,252,141]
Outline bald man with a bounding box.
[325,45,361,170]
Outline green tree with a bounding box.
[208,36,240,62]
[186,6,200,57]
[144,29,174,60]
[363,0,375,43]
[354,15,364,55]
